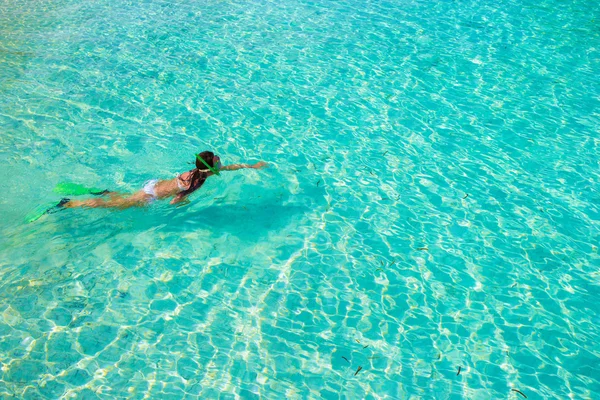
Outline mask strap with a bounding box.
[196,154,220,176]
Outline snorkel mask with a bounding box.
[196,153,221,176]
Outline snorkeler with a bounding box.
[57,151,267,211]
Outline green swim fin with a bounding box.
[25,198,70,223]
[53,182,107,196]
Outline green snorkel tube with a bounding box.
[196,153,221,176]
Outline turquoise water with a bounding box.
[1,0,599,397]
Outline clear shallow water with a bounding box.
[1,0,599,397]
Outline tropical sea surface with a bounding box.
[1,0,599,398]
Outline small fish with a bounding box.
[463,194,469,199]
[317,180,321,187]
[341,356,350,363]
[362,345,369,349]
[511,389,527,398]
[354,366,362,376]
[437,354,441,360]
[456,366,461,376]
[355,339,361,344]
[417,247,429,251]
[383,151,389,156]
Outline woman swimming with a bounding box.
[63,151,267,209]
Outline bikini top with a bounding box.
[176,166,215,192]
[176,174,187,191]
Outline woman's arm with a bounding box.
[170,193,190,205]
[169,162,267,206]
[220,162,267,171]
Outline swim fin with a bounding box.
[53,182,108,196]
[25,198,70,223]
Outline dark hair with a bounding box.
[179,151,215,196]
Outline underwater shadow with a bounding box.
[131,199,310,241]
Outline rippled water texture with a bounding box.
[1,0,599,398]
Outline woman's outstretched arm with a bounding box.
[220,162,267,171]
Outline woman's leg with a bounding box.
[65,191,149,209]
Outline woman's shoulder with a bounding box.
[178,170,193,180]
[176,170,194,190]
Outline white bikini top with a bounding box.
[176,174,187,191]
[176,167,213,192]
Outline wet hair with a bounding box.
[178,151,215,196]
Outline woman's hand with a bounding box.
[252,161,268,169]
